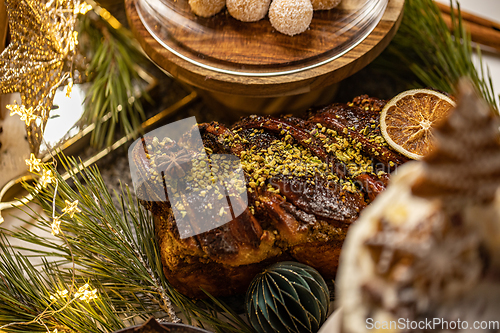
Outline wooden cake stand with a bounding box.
[125,0,404,113]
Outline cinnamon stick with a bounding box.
[435,1,500,32]
[436,2,500,53]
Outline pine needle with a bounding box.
[78,13,149,148]
[380,0,499,112]
[0,235,125,332]
[1,155,253,332]
[3,1,500,331]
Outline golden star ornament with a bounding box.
[39,168,56,188]
[0,0,85,153]
[25,153,43,172]
[62,199,81,218]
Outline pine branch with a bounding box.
[2,156,253,333]
[77,13,149,148]
[0,235,125,333]
[379,0,499,111]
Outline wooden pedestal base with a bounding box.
[125,0,404,111]
[195,83,339,121]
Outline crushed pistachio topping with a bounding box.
[237,137,349,191]
[313,124,373,179]
[145,113,392,203]
[314,123,389,181]
[168,153,247,217]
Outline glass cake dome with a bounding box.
[135,0,388,76]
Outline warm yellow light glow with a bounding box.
[7,104,39,126]
[51,217,62,236]
[25,153,43,173]
[40,169,56,188]
[66,81,73,98]
[69,31,79,52]
[74,283,98,302]
[50,288,69,300]
[74,3,93,14]
[62,199,81,218]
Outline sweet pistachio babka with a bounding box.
[130,95,408,298]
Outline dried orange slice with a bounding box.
[380,89,456,159]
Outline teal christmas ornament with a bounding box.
[245,261,330,333]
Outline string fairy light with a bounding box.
[0,280,100,331]
[0,152,97,333]
[61,199,81,218]
[1,0,181,329]
[40,169,56,189]
[6,103,40,126]
[65,80,73,98]
[6,151,182,329]
[74,283,98,302]
[26,153,43,173]
[74,2,93,14]
[51,217,62,236]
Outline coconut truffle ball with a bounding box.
[188,0,226,17]
[268,0,313,36]
[311,0,340,10]
[227,0,271,22]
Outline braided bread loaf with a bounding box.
[130,96,408,298]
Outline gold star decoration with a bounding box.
[7,103,39,126]
[50,288,69,301]
[74,283,98,302]
[65,80,74,98]
[62,199,81,218]
[0,0,84,153]
[25,153,43,172]
[51,217,61,236]
[40,168,56,188]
